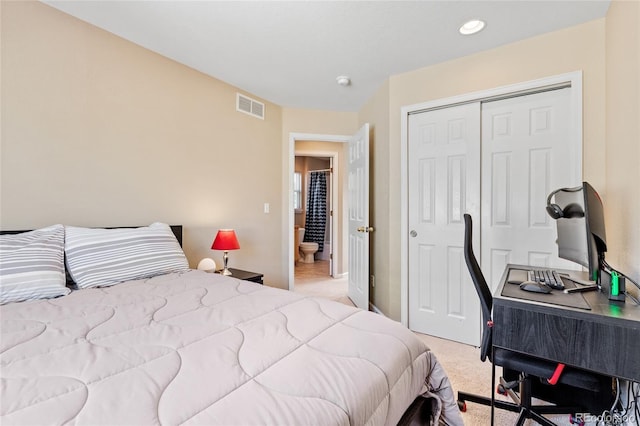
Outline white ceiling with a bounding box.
[43,0,611,112]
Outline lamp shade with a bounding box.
[211,229,240,251]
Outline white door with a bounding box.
[481,88,579,290]
[348,123,371,310]
[407,104,481,345]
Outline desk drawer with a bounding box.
[493,303,640,382]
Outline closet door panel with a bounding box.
[481,88,580,290]
[408,103,481,346]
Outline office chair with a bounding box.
[457,214,614,426]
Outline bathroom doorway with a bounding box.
[294,155,332,281]
[287,126,370,308]
[291,136,348,294]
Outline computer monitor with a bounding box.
[553,182,607,283]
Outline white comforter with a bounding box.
[0,270,462,425]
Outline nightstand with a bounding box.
[216,268,263,285]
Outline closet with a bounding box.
[407,83,581,345]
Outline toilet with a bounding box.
[298,228,319,263]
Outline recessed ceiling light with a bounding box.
[459,19,486,35]
[336,76,351,87]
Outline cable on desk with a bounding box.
[626,292,640,305]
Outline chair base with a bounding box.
[457,375,586,426]
[458,391,581,426]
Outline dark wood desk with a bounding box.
[493,264,640,382]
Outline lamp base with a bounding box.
[221,251,232,276]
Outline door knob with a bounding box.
[357,226,375,233]
[410,230,417,237]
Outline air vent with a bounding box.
[236,93,265,120]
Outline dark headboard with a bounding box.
[1,225,184,287]
[1,225,183,247]
[169,225,183,247]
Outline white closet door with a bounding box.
[481,88,580,291]
[408,103,481,346]
[406,87,580,346]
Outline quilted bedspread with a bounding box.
[0,270,462,425]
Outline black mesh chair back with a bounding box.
[463,213,492,362]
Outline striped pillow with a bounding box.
[0,224,70,304]
[65,223,190,289]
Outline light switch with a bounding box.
[264,203,270,213]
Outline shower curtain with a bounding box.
[304,171,326,252]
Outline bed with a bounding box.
[0,223,463,425]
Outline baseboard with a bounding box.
[370,303,385,316]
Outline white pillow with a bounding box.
[65,222,189,289]
[0,224,70,304]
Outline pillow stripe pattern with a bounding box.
[65,223,190,289]
[0,224,69,304]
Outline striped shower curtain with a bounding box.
[304,171,326,252]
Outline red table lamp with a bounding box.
[211,229,240,276]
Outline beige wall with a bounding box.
[293,156,305,228]
[360,20,609,320]
[605,0,640,294]
[282,108,357,137]
[1,1,287,285]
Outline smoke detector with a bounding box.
[336,76,351,87]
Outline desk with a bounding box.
[493,264,640,382]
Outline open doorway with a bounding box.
[287,133,349,293]
[287,125,371,310]
[294,155,332,282]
